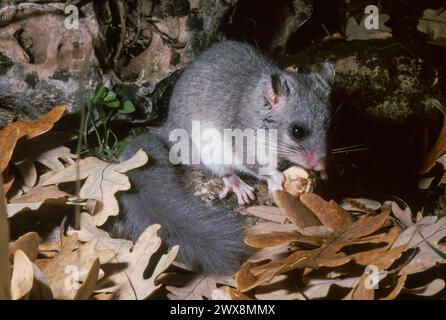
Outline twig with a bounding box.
[59,215,68,246]
[128,0,142,47]
[144,17,186,49]
[113,0,126,71]
[108,69,146,86]
[321,24,330,36]
[371,42,416,58]
[75,93,87,230]
[386,248,418,275]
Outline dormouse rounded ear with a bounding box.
[261,73,290,108]
[315,63,335,86]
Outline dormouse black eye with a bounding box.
[290,124,307,140]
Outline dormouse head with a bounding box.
[260,63,335,176]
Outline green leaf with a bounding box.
[93,84,108,105]
[118,100,136,114]
[86,100,93,111]
[419,231,446,260]
[427,241,446,259]
[104,91,117,103]
[94,83,105,96]
[104,100,120,109]
[93,104,106,120]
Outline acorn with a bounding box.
[283,166,315,197]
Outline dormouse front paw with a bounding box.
[219,174,256,205]
[264,170,285,195]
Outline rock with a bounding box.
[91,0,240,124]
[223,0,313,55]
[140,0,154,16]
[0,0,314,126]
[0,3,101,128]
[281,39,446,122]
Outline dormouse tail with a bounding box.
[117,132,250,274]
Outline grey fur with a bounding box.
[163,41,334,177]
[117,132,250,275]
[118,41,333,275]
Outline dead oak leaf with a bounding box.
[300,193,354,233]
[273,191,321,228]
[392,216,446,275]
[256,274,360,300]
[344,270,407,301]
[9,249,53,300]
[8,106,66,140]
[211,286,237,300]
[6,197,67,218]
[253,274,304,300]
[403,279,445,297]
[2,174,15,195]
[0,127,20,174]
[245,221,334,264]
[42,149,148,226]
[211,285,253,300]
[345,272,375,300]
[69,213,179,300]
[12,131,77,187]
[236,210,391,292]
[237,249,350,292]
[391,201,415,228]
[9,231,40,262]
[417,8,446,42]
[245,206,287,223]
[380,274,407,300]
[73,258,101,300]
[0,106,66,173]
[350,227,405,269]
[90,292,115,300]
[345,14,392,41]
[68,212,133,253]
[303,277,361,300]
[257,268,405,300]
[104,224,178,300]
[245,231,331,249]
[10,250,36,300]
[41,234,115,300]
[248,242,296,264]
[340,198,381,214]
[0,175,11,299]
[246,221,299,235]
[420,110,446,174]
[9,185,68,204]
[166,274,235,300]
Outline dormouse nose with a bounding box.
[303,152,325,172]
